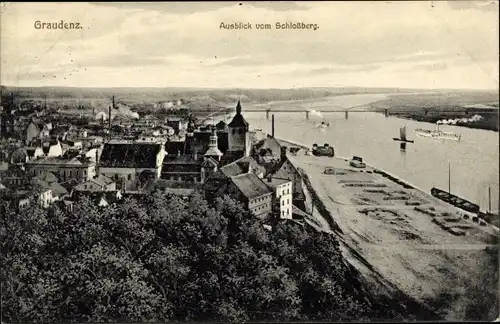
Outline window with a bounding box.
[282,200,284,206]
[69,170,72,177]
[232,129,236,135]
[115,174,119,180]
[85,185,87,189]
[287,199,289,205]
[127,174,132,180]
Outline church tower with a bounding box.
[184,118,196,154]
[227,100,249,156]
[204,126,223,162]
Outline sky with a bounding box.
[0,1,498,90]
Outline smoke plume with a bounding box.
[308,109,323,118]
[93,101,140,120]
[437,114,484,125]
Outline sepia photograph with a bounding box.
[0,1,499,322]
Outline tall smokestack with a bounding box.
[95,149,100,178]
[272,114,275,138]
[108,105,112,130]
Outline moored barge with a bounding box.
[430,187,480,214]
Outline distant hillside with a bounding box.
[2,85,497,123]
[369,91,499,131]
[1,85,435,105]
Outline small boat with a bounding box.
[312,143,334,157]
[349,156,366,168]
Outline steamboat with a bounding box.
[416,123,461,141]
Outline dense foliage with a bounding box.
[2,191,425,322]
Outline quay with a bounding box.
[273,135,498,320]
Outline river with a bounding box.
[230,94,499,211]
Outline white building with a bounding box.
[264,176,293,219]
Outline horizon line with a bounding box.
[1,84,498,92]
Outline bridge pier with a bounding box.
[306,111,309,120]
[345,111,348,120]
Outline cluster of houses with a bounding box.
[1,101,307,222]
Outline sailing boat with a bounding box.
[392,126,414,151]
[393,126,414,143]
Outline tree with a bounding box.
[1,189,436,322]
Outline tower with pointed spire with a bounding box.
[227,100,249,156]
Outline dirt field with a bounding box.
[288,152,499,320]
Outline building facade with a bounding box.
[73,175,116,192]
[25,157,96,182]
[264,176,293,219]
[98,142,166,183]
[230,173,273,219]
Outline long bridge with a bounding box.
[219,107,498,120]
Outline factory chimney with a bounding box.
[271,114,275,138]
[108,105,112,130]
[95,149,100,176]
[109,95,114,130]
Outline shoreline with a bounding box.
[275,136,429,195]
[384,112,499,132]
[281,142,499,320]
[274,135,499,231]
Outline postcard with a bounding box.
[0,1,498,322]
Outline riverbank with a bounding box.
[384,112,499,132]
[368,91,499,132]
[283,148,498,320]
